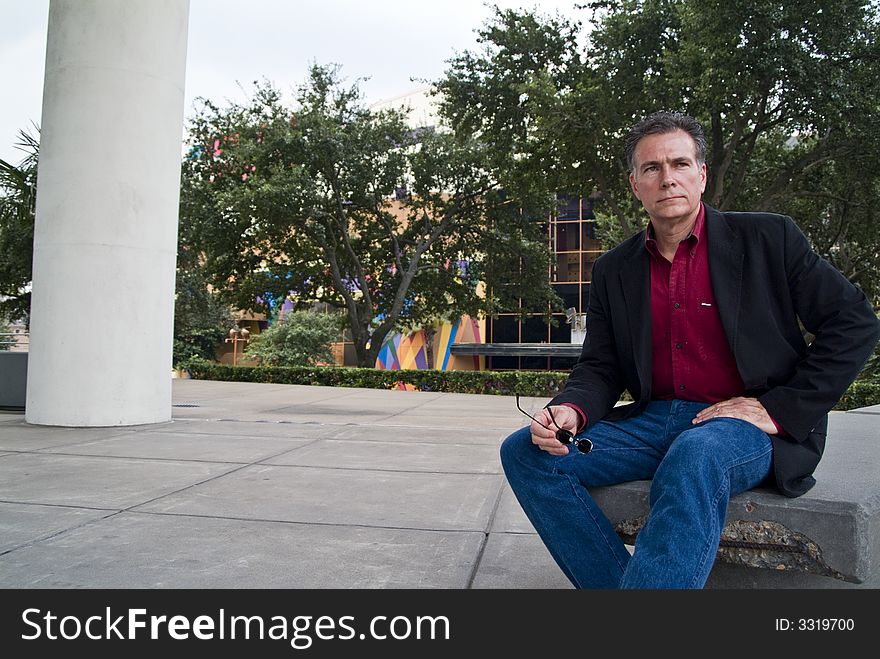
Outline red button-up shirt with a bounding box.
[563,203,782,434]
[646,203,745,402]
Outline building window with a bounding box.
[486,193,603,371]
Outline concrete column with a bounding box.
[26,0,190,426]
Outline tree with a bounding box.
[436,1,880,304]
[0,128,38,324]
[179,64,561,367]
[244,309,341,367]
[173,246,234,367]
[751,135,880,306]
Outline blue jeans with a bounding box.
[500,400,773,589]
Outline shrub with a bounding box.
[244,310,341,367]
[173,266,233,367]
[834,381,880,411]
[182,358,569,397]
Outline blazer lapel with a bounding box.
[706,206,744,358]
[618,239,652,397]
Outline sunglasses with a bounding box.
[515,395,593,454]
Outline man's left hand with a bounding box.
[692,397,777,435]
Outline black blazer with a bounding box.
[551,205,880,497]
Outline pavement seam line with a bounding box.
[466,475,508,589]
[212,461,504,476]
[121,508,491,534]
[0,508,124,557]
[250,437,326,464]
[366,391,455,422]
[103,436,339,516]
[16,434,333,465]
[112,462,262,514]
[160,417,519,433]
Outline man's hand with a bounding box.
[530,405,581,455]
[692,397,778,434]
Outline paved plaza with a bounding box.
[1,379,877,589]
[0,379,571,588]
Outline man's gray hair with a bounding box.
[625,111,707,173]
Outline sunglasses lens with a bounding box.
[556,428,573,444]
[575,438,593,454]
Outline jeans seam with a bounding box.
[690,482,725,589]
[553,447,655,475]
[565,473,629,574]
[688,444,773,588]
[588,447,655,453]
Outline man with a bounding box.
[500,111,880,589]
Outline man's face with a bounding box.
[629,130,707,226]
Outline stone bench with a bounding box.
[587,406,880,588]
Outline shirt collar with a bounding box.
[644,202,705,257]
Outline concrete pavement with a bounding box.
[0,379,570,588]
[1,379,877,589]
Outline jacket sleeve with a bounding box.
[549,255,626,426]
[758,216,880,440]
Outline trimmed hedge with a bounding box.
[181,358,880,410]
[834,380,880,411]
[181,358,568,397]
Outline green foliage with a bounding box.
[834,381,880,411]
[860,332,880,384]
[437,1,880,305]
[435,9,584,207]
[182,357,570,397]
[179,64,561,367]
[244,310,341,367]
[173,249,234,367]
[0,129,38,323]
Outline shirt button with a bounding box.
[675,343,683,349]
[679,384,686,390]
[673,302,681,309]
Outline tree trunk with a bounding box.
[423,325,437,370]
[361,337,386,368]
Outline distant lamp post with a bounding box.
[225,325,251,366]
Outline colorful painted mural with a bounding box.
[435,316,483,371]
[375,316,484,387]
[376,331,429,371]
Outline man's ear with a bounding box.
[629,172,640,199]
[699,162,707,193]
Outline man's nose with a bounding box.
[660,165,676,187]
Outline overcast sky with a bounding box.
[0,0,585,165]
